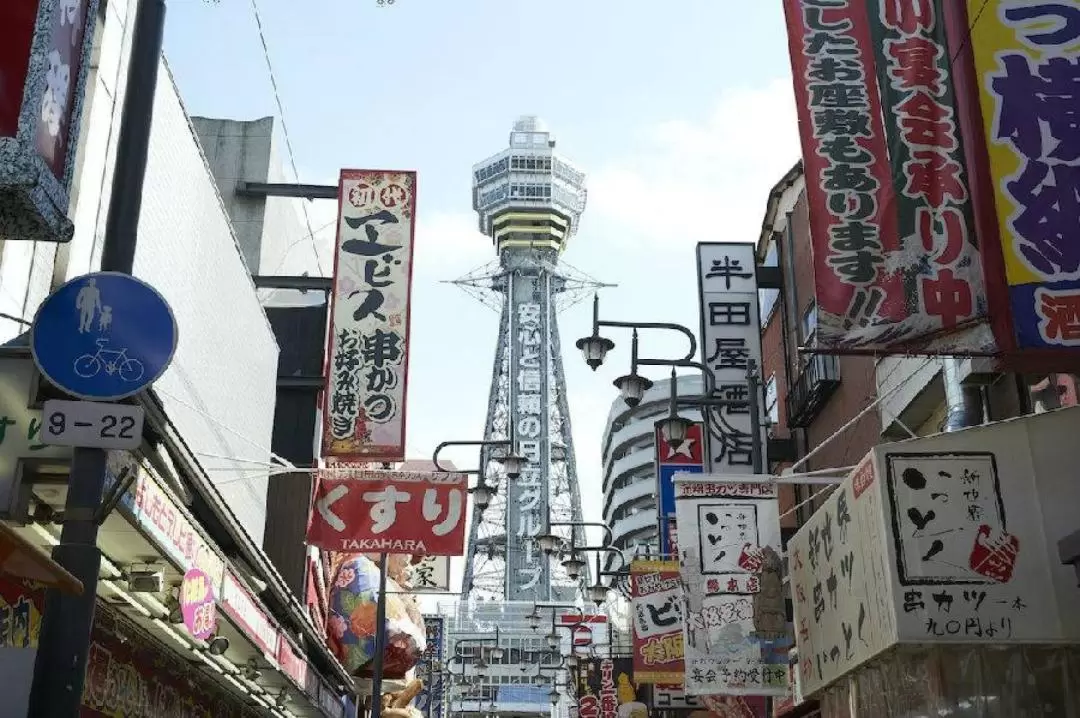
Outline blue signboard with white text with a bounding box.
[655,420,706,557]
[416,616,446,718]
[30,272,177,401]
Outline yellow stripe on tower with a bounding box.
[492,210,571,253]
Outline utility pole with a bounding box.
[28,1,167,715]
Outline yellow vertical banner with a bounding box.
[966,1,1080,349]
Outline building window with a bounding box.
[765,375,779,426]
[801,301,817,345]
[759,242,780,323]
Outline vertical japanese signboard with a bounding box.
[308,469,468,555]
[788,457,895,697]
[323,169,417,462]
[783,0,991,352]
[696,243,767,474]
[961,1,1080,354]
[630,559,684,684]
[416,616,446,718]
[673,476,789,697]
[576,657,646,718]
[507,271,552,600]
[0,0,98,243]
[655,421,705,557]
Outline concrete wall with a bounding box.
[191,116,321,277]
[0,0,278,544]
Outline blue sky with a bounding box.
[162,0,801,533]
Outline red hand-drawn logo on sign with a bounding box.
[852,457,876,499]
[737,543,765,573]
[379,184,408,207]
[348,182,378,208]
[969,524,1019,583]
[307,470,467,555]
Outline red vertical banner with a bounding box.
[782,0,903,350]
[630,560,684,684]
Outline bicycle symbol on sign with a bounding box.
[73,338,145,383]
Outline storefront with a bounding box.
[84,605,257,717]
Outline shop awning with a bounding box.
[0,522,83,594]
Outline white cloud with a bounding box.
[586,77,801,250]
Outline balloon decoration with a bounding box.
[326,553,426,677]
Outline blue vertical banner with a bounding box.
[416,616,446,718]
[655,420,705,557]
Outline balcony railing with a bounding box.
[786,354,841,428]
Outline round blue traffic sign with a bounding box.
[30,272,178,401]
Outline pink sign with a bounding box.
[180,568,217,640]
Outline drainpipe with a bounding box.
[942,356,985,431]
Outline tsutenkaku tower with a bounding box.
[457,116,596,602]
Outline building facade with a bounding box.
[601,375,701,566]
[0,0,351,715]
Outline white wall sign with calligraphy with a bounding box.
[322,169,417,463]
[673,474,788,697]
[788,457,895,698]
[791,410,1080,698]
[695,242,767,474]
[409,555,451,593]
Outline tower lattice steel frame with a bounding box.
[455,117,604,602]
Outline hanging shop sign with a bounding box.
[220,571,280,661]
[695,243,767,474]
[790,407,1080,698]
[83,610,254,717]
[277,634,309,691]
[409,554,452,593]
[576,657,646,718]
[782,0,992,353]
[308,468,468,554]
[865,0,988,352]
[673,474,789,696]
[416,616,446,718]
[0,0,99,243]
[655,420,705,557]
[954,0,1080,359]
[121,455,226,596]
[179,568,217,641]
[630,559,684,684]
[322,169,417,463]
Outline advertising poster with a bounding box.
[630,559,684,684]
[673,476,789,696]
[577,657,647,718]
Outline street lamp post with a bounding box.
[576,294,766,471]
[433,438,526,513]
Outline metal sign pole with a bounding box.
[370,552,390,718]
[27,1,167,715]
